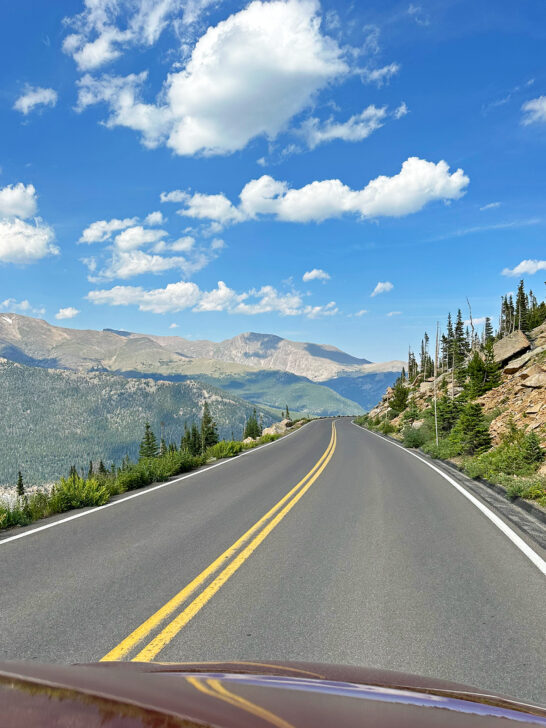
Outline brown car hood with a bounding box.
[0,659,544,727]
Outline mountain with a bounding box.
[0,314,403,411]
[0,357,279,486]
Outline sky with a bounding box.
[0,0,545,362]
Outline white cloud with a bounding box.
[79,217,138,243]
[169,322,179,329]
[88,278,337,318]
[303,268,330,282]
[371,281,393,297]
[386,310,401,316]
[360,63,400,87]
[160,189,187,203]
[464,316,487,326]
[480,201,501,211]
[176,192,245,224]
[177,157,469,225]
[521,96,546,125]
[393,101,408,119]
[408,4,430,26]
[144,210,165,225]
[114,225,167,250]
[0,298,46,315]
[302,105,387,148]
[0,218,58,264]
[63,0,215,71]
[501,259,546,276]
[95,249,192,279]
[169,235,195,252]
[75,0,349,156]
[55,306,81,320]
[0,183,38,218]
[14,86,58,115]
[354,309,368,316]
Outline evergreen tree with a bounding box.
[16,470,25,498]
[515,279,529,331]
[453,309,467,368]
[483,339,501,390]
[390,375,409,415]
[437,395,463,434]
[190,423,201,456]
[181,422,190,452]
[408,348,419,381]
[452,402,491,455]
[159,437,167,456]
[139,422,158,459]
[284,404,290,420]
[98,459,107,475]
[402,400,420,425]
[201,402,219,450]
[484,316,494,344]
[464,351,488,399]
[244,408,262,439]
[69,464,78,479]
[522,431,544,466]
[87,460,94,479]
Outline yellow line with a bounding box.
[101,423,336,661]
[133,425,337,661]
[187,676,296,728]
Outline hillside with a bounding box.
[0,314,402,411]
[0,358,278,486]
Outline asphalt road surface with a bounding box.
[1,418,545,704]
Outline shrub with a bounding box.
[259,433,281,443]
[497,474,546,507]
[378,420,396,435]
[422,438,462,459]
[451,402,491,455]
[207,440,244,459]
[49,475,109,512]
[462,424,544,480]
[402,426,427,448]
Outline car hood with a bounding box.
[0,659,544,727]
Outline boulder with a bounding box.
[530,321,546,346]
[262,420,290,436]
[493,330,530,365]
[504,345,546,374]
[243,437,256,444]
[412,419,425,430]
[280,418,294,428]
[521,371,546,388]
[419,380,435,394]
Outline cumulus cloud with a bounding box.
[303,268,330,282]
[0,183,38,218]
[521,96,546,125]
[93,248,200,279]
[14,86,58,115]
[114,225,167,250]
[75,0,349,156]
[144,210,165,225]
[176,157,469,225]
[502,259,546,276]
[0,218,58,264]
[371,281,393,297]
[55,306,80,320]
[0,298,46,315]
[79,217,138,243]
[87,278,338,317]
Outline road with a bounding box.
[1,417,545,704]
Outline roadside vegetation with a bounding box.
[355,280,546,508]
[1,403,309,532]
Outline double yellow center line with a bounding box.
[101,422,337,662]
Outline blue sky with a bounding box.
[1,0,545,362]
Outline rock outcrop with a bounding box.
[493,330,530,365]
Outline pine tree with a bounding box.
[408,348,418,381]
[483,339,501,390]
[402,400,420,424]
[515,279,529,331]
[522,432,544,466]
[452,402,491,455]
[464,351,488,399]
[390,375,409,415]
[159,438,167,456]
[16,470,25,498]
[139,422,158,459]
[244,408,262,439]
[201,402,219,450]
[437,395,462,434]
[87,460,94,479]
[190,423,201,455]
[484,316,494,344]
[98,460,107,475]
[284,404,290,420]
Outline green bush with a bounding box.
[497,474,546,507]
[207,440,244,459]
[422,437,462,460]
[378,420,396,435]
[402,426,427,448]
[49,475,109,512]
[462,425,544,480]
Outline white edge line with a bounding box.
[0,420,318,547]
[351,421,546,576]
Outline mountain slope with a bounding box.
[0,358,278,486]
[0,314,403,412]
